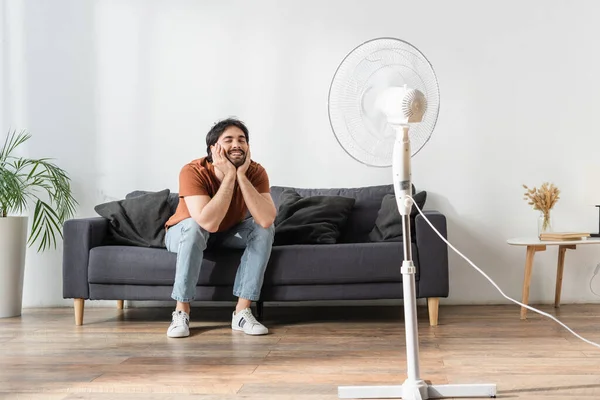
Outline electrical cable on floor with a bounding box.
[408,195,600,350]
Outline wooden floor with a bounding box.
[1,303,600,399]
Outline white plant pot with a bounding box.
[0,216,28,318]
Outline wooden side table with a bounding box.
[507,237,600,319]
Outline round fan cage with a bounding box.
[327,37,440,167]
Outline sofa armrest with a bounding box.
[62,217,108,299]
[415,210,449,298]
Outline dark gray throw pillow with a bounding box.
[274,189,356,245]
[127,190,180,214]
[368,191,427,242]
[94,189,172,248]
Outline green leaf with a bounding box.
[29,200,63,252]
[0,130,30,164]
[0,164,29,215]
[0,129,78,252]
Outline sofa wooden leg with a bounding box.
[117,300,124,310]
[74,298,84,326]
[427,297,439,326]
[256,301,264,321]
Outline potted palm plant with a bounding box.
[0,130,77,318]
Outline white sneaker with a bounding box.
[232,308,268,335]
[167,310,190,338]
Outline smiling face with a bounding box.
[217,126,249,167]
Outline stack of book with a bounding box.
[539,232,591,241]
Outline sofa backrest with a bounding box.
[270,184,398,243]
[129,184,414,243]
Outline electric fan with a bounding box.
[328,38,497,400]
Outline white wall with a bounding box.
[3,0,600,308]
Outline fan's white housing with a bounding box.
[376,86,427,124]
[328,38,497,400]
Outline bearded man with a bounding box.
[163,118,276,338]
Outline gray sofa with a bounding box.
[62,184,449,326]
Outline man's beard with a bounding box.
[226,150,246,167]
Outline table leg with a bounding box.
[555,244,576,308]
[521,245,546,319]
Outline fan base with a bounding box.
[338,382,497,399]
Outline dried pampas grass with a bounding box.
[523,182,560,231]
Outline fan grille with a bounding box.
[328,37,440,167]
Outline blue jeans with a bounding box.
[165,217,275,303]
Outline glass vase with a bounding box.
[538,211,553,238]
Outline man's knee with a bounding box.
[252,222,275,242]
[181,218,210,247]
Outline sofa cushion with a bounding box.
[88,242,417,287]
[94,189,172,248]
[88,246,244,286]
[369,191,427,242]
[271,185,402,243]
[273,189,356,245]
[127,190,181,215]
[264,242,417,285]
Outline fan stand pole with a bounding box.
[338,126,497,400]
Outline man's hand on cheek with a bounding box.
[237,147,252,177]
[211,143,237,178]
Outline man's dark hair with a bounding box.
[205,118,250,162]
